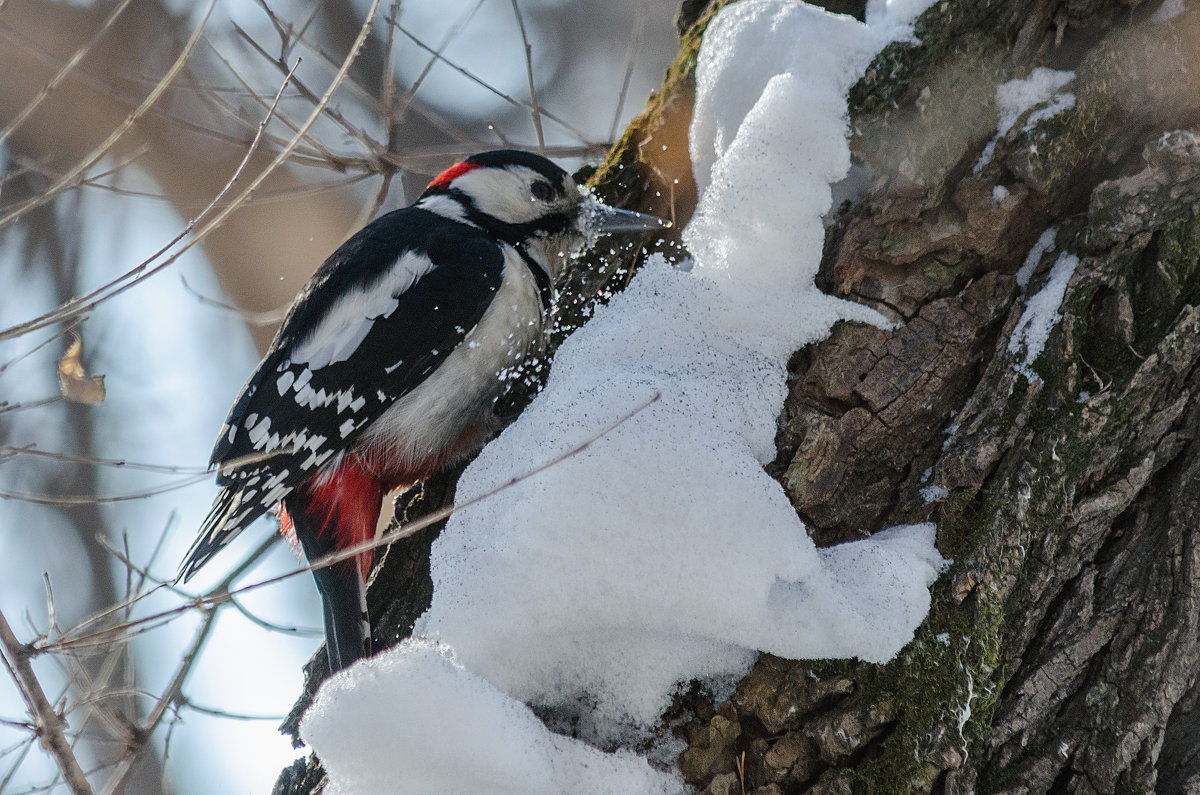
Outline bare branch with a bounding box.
[97,605,217,795]
[178,700,284,721]
[509,0,545,152]
[43,392,661,653]
[0,608,92,795]
[390,0,486,129]
[0,0,218,232]
[179,275,290,327]
[609,0,649,143]
[391,22,596,145]
[0,0,135,149]
[0,52,297,344]
[0,397,65,415]
[0,472,216,506]
[227,594,321,636]
[0,0,382,344]
[0,446,215,475]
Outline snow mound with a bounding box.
[304,642,682,795]
[304,1,948,790]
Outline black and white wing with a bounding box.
[180,208,505,579]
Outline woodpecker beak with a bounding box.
[581,198,671,235]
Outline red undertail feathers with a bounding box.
[279,454,385,582]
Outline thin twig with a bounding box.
[0,608,92,795]
[233,22,379,157]
[45,393,661,653]
[0,397,65,415]
[0,736,38,794]
[609,0,649,143]
[179,275,290,327]
[0,472,218,506]
[227,594,320,636]
[0,439,294,502]
[0,23,333,168]
[178,700,284,721]
[0,322,79,379]
[391,22,596,144]
[0,0,218,232]
[4,148,368,208]
[390,0,486,130]
[0,0,136,148]
[0,446,214,475]
[0,50,298,343]
[98,606,217,795]
[201,40,335,162]
[509,0,544,152]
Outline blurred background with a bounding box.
[0,0,679,791]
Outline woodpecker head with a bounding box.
[419,150,665,279]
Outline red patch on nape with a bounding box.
[297,454,385,582]
[427,160,483,190]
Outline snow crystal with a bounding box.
[1016,226,1058,290]
[992,184,1010,203]
[1008,251,1081,383]
[305,1,948,790]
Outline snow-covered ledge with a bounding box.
[302,2,947,791]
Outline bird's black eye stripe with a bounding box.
[531,180,554,202]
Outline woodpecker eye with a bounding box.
[531,180,554,202]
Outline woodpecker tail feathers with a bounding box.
[179,486,261,582]
[284,473,380,672]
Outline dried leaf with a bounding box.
[57,336,106,404]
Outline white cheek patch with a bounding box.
[292,252,437,369]
[452,166,567,225]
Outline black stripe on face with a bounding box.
[452,195,575,247]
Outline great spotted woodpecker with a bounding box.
[180,150,663,671]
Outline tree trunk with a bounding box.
[279,1,1200,792]
[677,1,1200,793]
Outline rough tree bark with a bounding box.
[277,0,1200,792]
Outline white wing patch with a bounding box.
[291,251,438,369]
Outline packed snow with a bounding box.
[864,0,935,41]
[1008,251,1081,384]
[1016,226,1059,290]
[304,642,680,794]
[995,68,1076,137]
[303,1,948,791]
[976,68,1076,173]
